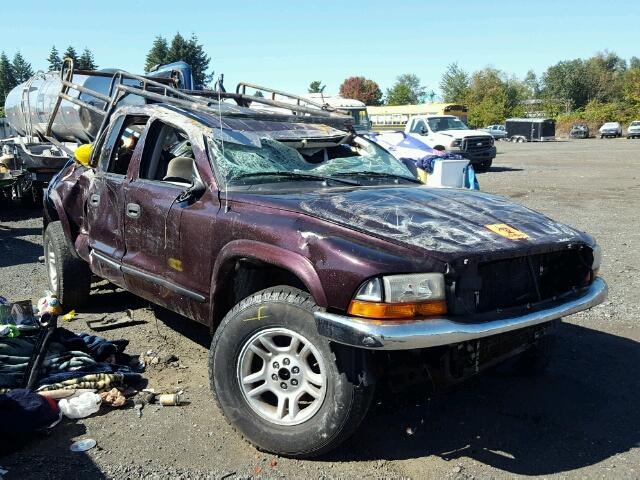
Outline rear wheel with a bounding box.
[210,287,374,458]
[43,221,91,308]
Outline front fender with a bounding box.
[45,187,80,259]
[209,239,328,323]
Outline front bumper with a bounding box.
[454,146,497,163]
[315,277,607,350]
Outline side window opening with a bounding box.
[139,120,194,185]
[409,119,425,134]
[105,116,148,175]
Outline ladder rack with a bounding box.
[45,59,353,143]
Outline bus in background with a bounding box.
[305,93,371,133]
[368,103,468,131]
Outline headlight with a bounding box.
[450,139,461,148]
[350,273,447,319]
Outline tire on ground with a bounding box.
[209,286,375,458]
[475,160,492,172]
[43,221,91,308]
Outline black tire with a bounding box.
[43,221,91,308]
[209,286,375,458]
[514,333,555,376]
[475,160,492,172]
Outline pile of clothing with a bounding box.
[0,327,142,392]
[0,295,145,454]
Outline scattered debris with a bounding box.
[133,401,144,418]
[159,393,181,406]
[452,465,463,473]
[59,392,102,419]
[70,438,97,452]
[86,312,145,331]
[100,388,126,407]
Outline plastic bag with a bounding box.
[58,392,102,419]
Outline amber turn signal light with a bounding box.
[348,300,447,319]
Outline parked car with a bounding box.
[481,124,507,140]
[599,122,622,138]
[45,80,607,458]
[569,124,590,139]
[626,120,640,139]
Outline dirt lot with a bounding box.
[1,138,639,479]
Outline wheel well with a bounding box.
[42,198,59,236]
[213,259,309,326]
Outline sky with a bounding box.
[2,0,638,96]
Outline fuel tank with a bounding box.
[4,70,144,143]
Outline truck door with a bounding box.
[85,114,149,286]
[121,119,214,320]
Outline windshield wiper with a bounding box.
[230,171,359,185]
[331,171,422,184]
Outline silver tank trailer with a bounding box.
[4,70,143,144]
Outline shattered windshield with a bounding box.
[208,135,414,187]
[427,117,468,132]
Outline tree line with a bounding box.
[438,51,640,127]
[307,74,436,107]
[311,50,640,129]
[2,39,638,130]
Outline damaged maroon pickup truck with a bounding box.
[43,77,607,458]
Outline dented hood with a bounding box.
[241,186,591,258]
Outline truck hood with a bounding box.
[434,129,492,140]
[239,186,590,258]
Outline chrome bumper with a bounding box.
[315,278,607,351]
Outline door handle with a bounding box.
[126,203,141,218]
[89,194,100,206]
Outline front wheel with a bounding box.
[209,287,374,458]
[43,221,91,308]
[475,160,493,172]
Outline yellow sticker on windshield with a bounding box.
[485,223,529,240]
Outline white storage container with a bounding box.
[425,159,469,188]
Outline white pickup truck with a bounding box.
[403,115,496,171]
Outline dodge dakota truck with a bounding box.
[43,82,607,458]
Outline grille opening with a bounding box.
[476,250,591,313]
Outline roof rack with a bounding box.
[235,81,349,115]
[45,59,353,143]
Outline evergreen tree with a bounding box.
[0,52,17,105]
[12,52,34,83]
[308,81,325,94]
[165,33,212,87]
[77,48,98,70]
[47,46,62,71]
[63,46,78,65]
[144,36,169,72]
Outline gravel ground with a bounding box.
[1,138,639,479]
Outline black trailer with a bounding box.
[505,118,555,142]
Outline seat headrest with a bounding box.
[163,156,193,183]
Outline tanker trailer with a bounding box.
[1,60,194,205]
